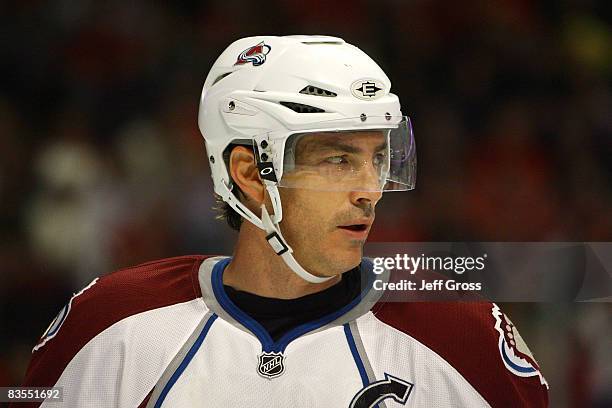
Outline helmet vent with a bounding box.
[279,102,325,113]
[299,86,337,97]
[212,72,233,86]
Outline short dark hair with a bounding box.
[214,189,243,231]
[214,144,246,231]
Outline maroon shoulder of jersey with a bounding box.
[19,255,211,391]
[372,301,549,407]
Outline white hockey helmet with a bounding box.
[198,35,416,283]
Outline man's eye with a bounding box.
[324,156,348,165]
[373,153,387,166]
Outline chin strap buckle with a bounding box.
[260,204,333,284]
[265,231,289,255]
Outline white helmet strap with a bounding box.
[218,179,265,229]
[218,147,333,283]
[259,183,333,284]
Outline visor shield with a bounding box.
[276,116,416,192]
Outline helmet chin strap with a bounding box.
[259,183,333,284]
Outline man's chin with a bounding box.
[333,245,363,270]
[298,247,362,278]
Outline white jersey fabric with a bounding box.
[19,255,549,407]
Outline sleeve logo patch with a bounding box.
[33,278,99,352]
[491,303,548,387]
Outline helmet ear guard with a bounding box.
[199,35,414,282]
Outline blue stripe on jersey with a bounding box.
[343,323,369,387]
[211,257,275,350]
[212,257,376,353]
[501,340,537,373]
[154,314,218,408]
[274,281,369,352]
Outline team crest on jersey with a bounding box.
[491,304,548,386]
[235,41,271,66]
[33,278,99,352]
[350,373,413,408]
[257,351,285,379]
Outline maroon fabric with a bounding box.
[138,390,153,408]
[372,301,549,407]
[14,255,209,408]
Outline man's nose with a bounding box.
[348,164,383,206]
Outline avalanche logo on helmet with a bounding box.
[491,304,548,387]
[235,41,271,66]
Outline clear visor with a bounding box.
[275,116,416,192]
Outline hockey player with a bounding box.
[18,36,549,407]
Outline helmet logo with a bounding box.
[351,79,385,100]
[257,162,277,182]
[235,41,271,66]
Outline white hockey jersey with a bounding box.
[18,255,549,407]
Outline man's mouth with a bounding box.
[337,219,373,239]
[337,224,368,232]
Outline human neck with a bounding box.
[222,222,341,299]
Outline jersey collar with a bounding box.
[198,256,389,352]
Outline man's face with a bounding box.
[277,131,387,277]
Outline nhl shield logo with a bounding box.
[257,352,285,379]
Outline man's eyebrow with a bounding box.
[373,141,388,152]
[301,139,388,154]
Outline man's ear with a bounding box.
[229,146,265,204]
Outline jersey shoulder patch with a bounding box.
[491,303,545,381]
[372,301,549,407]
[23,254,210,388]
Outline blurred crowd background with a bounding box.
[0,1,610,406]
